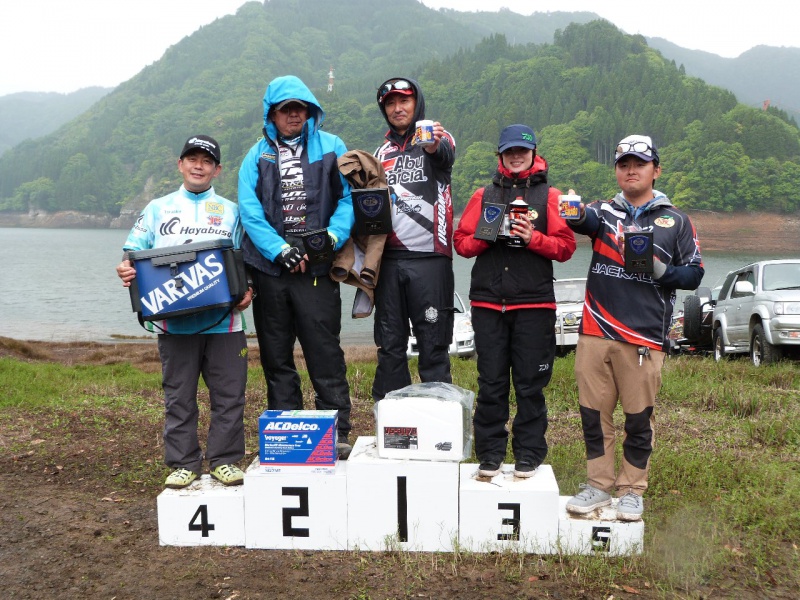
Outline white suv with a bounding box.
[711,259,800,365]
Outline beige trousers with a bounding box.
[574,335,665,496]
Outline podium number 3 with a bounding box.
[188,504,215,538]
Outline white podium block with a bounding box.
[556,496,644,556]
[243,457,348,550]
[346,437,459,552]
[157,475,245,546]
[458,464,559,553]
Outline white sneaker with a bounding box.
[566,483,612,514]
[616,492,644,521]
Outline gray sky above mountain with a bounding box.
[2,0,799,96]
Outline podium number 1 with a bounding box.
[397,476,408,542]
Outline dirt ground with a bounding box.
[1,211,796,599]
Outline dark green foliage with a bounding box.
[1,0,799,216]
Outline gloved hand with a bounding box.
[275,245,304,271]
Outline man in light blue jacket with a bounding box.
[117,135,253,489]
[238,75,355,458]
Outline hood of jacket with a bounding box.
[378,77,425,145]
[611,189,673,215]
[262,75,324,143]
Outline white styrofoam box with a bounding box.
[346,437,459,551]
[243,456,348,550]
[458,464,560,553]
[157,475,245,546]
[375,395,468,461]
[556,496,644,556]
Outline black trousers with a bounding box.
[158,331,247,473]
[251,269,351,435]
[472,307,556,466]
[372,255,454,401]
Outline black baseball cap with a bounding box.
[180,135,221,163]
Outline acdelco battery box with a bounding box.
[258,410,338,474]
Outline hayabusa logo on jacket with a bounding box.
[134,214,148,233]
[159,217,180,236]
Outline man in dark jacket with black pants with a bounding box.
[372,77,456,401]
[238,75,355,458]
[454,124,576,478]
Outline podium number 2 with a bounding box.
[188,504,215,538]
[283,487,310,537]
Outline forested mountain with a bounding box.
[648,39,800,119]
[0,88,110,156]
[1,0,799,221]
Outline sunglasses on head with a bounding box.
[615,141,658,162]
[378,79,412,101]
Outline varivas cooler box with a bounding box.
[128,239,247,321]
[258,410,338,474]
[375,382,474,462]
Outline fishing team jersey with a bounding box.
[123,185,246,335]
[375,134,455,257]
[572,192,703,352]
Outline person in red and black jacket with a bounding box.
[564,134,704,522]
[371,77,456,402]
[454,124,576,479]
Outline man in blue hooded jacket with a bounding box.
[238,75,355,458]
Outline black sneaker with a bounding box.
[513,462,538,478]
[478,462,501,477]
[336,434,353,460]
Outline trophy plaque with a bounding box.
[352,187,392,236]
[474,202,506,242]
[301,228,335,266]
[624,231,654,274]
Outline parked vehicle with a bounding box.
[710,259,800,365]
[669,287,717,355]
[407,291,476,359]
[554,278,586,354]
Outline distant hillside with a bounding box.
[1,0,799,223]
[647,39,800,120]
[0,87,111,156]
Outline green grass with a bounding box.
[2,350,799,596]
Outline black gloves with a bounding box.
[275,246,304,270]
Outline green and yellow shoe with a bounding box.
[164,468,198,489]
[210,464,245,486]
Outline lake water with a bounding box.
[0,228,792,343]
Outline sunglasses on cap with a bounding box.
[615,141,658,161]
[378,79,413,102]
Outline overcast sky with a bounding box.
[2,0,798,96]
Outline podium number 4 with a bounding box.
[188,504,215,538]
